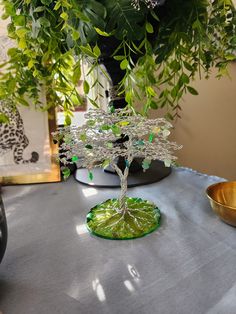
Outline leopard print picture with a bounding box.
[0,100,39,164]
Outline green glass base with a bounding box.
[86,197,161,240]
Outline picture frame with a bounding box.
[0,102,61,185]
[0,19,61,185]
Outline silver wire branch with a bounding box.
[53,108,182,212]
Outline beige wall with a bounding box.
[0,7,8,35]
[170,64,236,180]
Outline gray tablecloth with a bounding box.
[0,167,236,314]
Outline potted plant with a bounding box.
[0,0,235,123]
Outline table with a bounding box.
[0,167,236,314]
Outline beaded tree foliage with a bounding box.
[54,108,181,239]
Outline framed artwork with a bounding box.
[0,17,60,185]
[0,99,61,185]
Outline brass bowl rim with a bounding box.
[206,181,236,211]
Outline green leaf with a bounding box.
[65,115,71,125]
[165,112,174,121]
[54,1,61,10]
[94,27,110,37]
[146,86,156,97]
[18,38,27,49]
[15,27,28,38]
[105,1,144,40]
[7,48,18,57]
[146,22,154,34]
[230,37,236,45]
[72,30,80,40]
[0,113,9,123]
[38,17,50,27]
[120,59,128,70]
[125,91,132,104]
[15,97,29,106]
[74,10,90,22]
[225,54,236,61]
[150,100,158,109]
[83,80,90,94]
[113,55,125,61]
[180,73,190,85]
[192,19,202,30]
[170,60,181,72]
[85,144,93,149]
[60,12,68,21]
[28,59,35,69]
[80,46,97,58]
[171,85,179,99]
[88,97,99,108]
[93,44,101,57]
[183,61,194,72]
[41,0,53,5]
[150,10,159,22]
[72,65,81,85]
[13,15,25,26]
[34,6,45,13]
[187,86,199,95]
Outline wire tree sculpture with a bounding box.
[54,108,181,239]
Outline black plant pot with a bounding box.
[0,191,7,263]
[75,13,171,187]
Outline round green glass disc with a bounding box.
[86,197,161,240]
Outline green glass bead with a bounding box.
[110,106,115,113]
[142,159,151,170]
[80,134,87,142]
[149,133,154,143]
[125,160,130,168]
[62,167,70,179]
[107,142,113,149]
[135,140,144,146]
[88,171,93,181]
[71,156,79,162]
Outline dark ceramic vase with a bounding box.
[0,191,7,263]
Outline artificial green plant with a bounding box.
[0,0,235,122]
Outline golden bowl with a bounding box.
[206,181,236,227]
